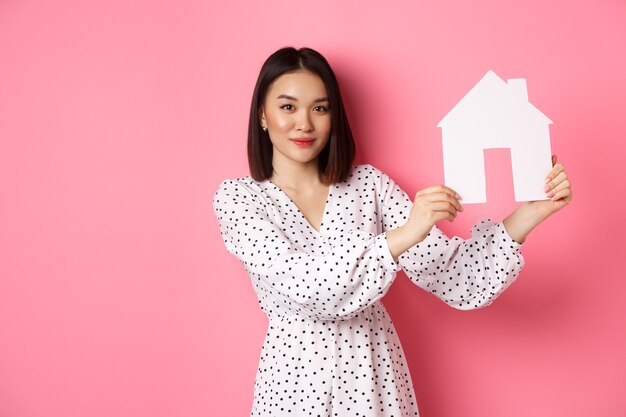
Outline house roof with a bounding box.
[437,70,553,127]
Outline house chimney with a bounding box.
[507,78,528,101]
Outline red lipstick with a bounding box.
[291,138,315,147]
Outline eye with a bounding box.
[313,106,329,113]
[280,104,295,111]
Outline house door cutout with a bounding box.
[483,148,515,203]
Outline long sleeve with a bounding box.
[373,165,525,310]
[212,178,399,320]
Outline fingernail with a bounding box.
[455,193,461,200]
[545,177,551,184]
[543,185,550,192]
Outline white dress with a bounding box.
[213,163,524,417]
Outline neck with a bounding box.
[270,158,324,190]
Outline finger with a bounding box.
[418,185,460,200]
[544,171,568,193]
[546,179,571,199]
[550,186,572,202]
[546,162,565,179]
[545,170,567,190]
[429,201,459,218]
[545,163,566,185]
[417,184,461,200]
[421,192,463,212]
[438,211,457,222]
[426,210,456,223]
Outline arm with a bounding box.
[212,179,399,320]
[372,166,524,310]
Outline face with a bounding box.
[259,71,331,169]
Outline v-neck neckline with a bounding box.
[264,179,333,235]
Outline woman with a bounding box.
[213,47,572,416]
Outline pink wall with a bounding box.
[1,1,625,416]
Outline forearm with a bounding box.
[388,219,525,310]
[386,223,425,263]
[387,202,548,259]
[503,202,551,244]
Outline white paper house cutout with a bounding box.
[437,70,553,204]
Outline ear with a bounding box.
[258,107,266,129]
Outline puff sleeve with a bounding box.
[373,165,525,310]
[212,179,400,320]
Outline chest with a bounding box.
[262,178,382,240]
[282,186,329,233]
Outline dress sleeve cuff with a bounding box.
[375,232,399,272]
[496,221,523,253]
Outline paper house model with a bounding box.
[437,70,553,203]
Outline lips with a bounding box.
[290,138,316,146]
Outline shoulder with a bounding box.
[342,164,401,205]
[346,163,395,188]
[212,176,267,212]
[214,175,257,198]
[345,163,391,183]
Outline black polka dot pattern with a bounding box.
[213,164,524,416]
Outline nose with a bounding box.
[297,112,313,132]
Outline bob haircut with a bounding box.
[247,47,356,185]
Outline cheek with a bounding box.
[267,112,292,130]
[319,117,332,136]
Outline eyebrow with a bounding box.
[276,94,329,103]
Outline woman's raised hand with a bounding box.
[540,155,572,208]
[405,185,463,242]
[502,154,572,244]
[389,155,572,258]
[518,155,573,220]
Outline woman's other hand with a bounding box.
[385,184,463,262]
[405,184,463,242]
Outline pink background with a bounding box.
[1,1,625,416]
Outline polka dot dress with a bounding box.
[213,164,524,416]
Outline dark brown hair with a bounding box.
[247,47,355,185]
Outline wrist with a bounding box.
[386,223,426,262]
[519,201,553,224]
[503,202,549,244]
[403,219,430,245]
